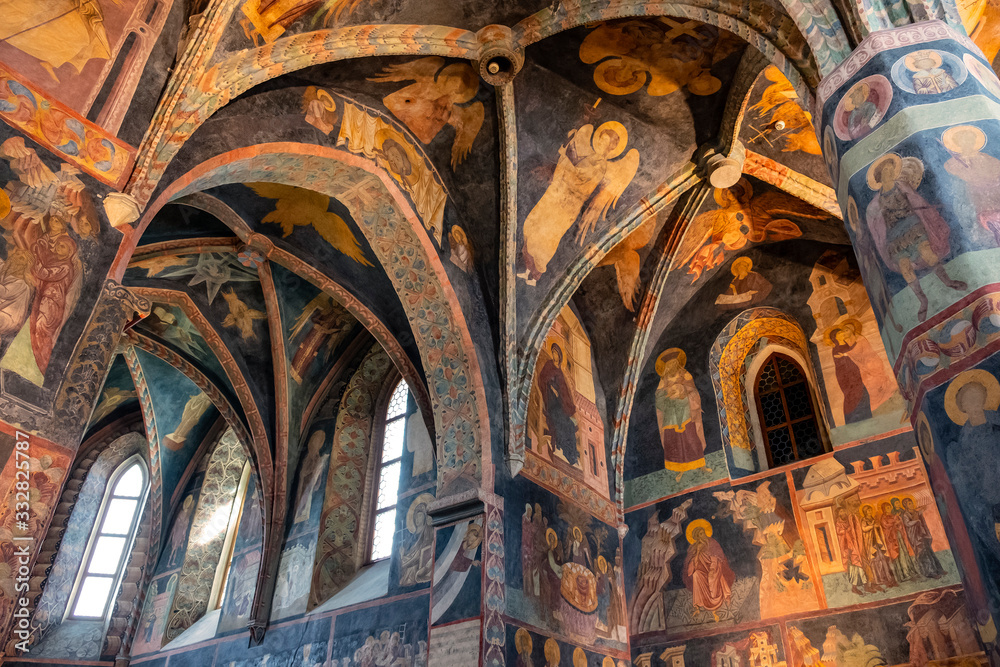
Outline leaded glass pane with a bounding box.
[377,461,401,510]
[371,510,396,561]
[386,382,408,420]
[100,498,138,535]
[88,536,127,574]
[114,463,143,497]
[382,417,405,462]
[72,577,114,617]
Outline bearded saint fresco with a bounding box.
[682,519,734,622]
[655,348,711,482]
[519,121,639,285]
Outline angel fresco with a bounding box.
[0,137,97,385]
[221,289,267,341]
[864,153,966,321]
[579,19,742,98]
[248,183,373,267]
[676,178,823,283]
[369,57,484,169]
[597,212,656,311]
[745,66,820,155]
[519,122,639,285]
[0,0,114,81]
[942,125,1000,245]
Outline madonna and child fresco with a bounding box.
[654,348,711,483]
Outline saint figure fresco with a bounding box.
[292,429,329,524]
[825,319,896,423]
[832,75,893,142]
[302,86,338,134]
[166,495,195,568]
[537,342,579,465]
[289,293,350,384]
[519,121,639,285]
[597,213,656,311]
[163,392,212,451]
[879,500,917,583]
[682,519,734,622]
[864,153,966,321]
[902,50,962,94]
[398,493,434,586]
[370,57,484,169]
[944,369,1000,577]
[655,348,711,482]
[448,225,474,273]
[714,256,772,309]
[942,125,1000,245]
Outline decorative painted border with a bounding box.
[0,63,136,188]
[521,451,618,525]
[482,493,505,667]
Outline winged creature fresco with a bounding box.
[597,211,656,311]
[247,183,373,267]
[745,66,821,155]
[158,253,259,305]
[239,0,363,45]
[369,57,484,169]
[676,178,825,282]
[0,137,98,385]
[221,289,267,341]
[519,121,640,285]
[288,292,350,384]
[580,19,742,98]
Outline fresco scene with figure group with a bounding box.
[8,0,1000,665]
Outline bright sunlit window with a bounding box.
[369,380,408,561]
[70,457,147,619]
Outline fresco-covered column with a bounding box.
[818,19,1000,661]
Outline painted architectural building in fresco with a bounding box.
[1,0,1000,666]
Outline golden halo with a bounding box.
[843,82,870,112]
[847,196,860,232]
[867,153,902,190]
[544,638,561,662]
[594,121,629,159]
[860,503,875,516]
[656,347,686,376]
[943,125,987,154]
[597,555,608,573]
[944,369,1000,425]
[405,493,435,533]
[315,88,336,111]
[686,518,712,544]
[731,256,753,275]
[603,658,616,667]
[0,190,10,220]
[915,410,934,459]
[906,50,943,71]
[515,627,532,654]
[548,340,566,365]
[573,647,587,667]
[572,526,583,541]
[546,527,558,548]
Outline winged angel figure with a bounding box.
[676,177,826,283]
[519,121,640,285]
[369,57,484,169]
[247,182,372,267]
[0,137,97,384]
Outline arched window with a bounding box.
[754,354,827,468]
[369,380,409,562]
[69,457,148,619]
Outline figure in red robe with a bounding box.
[682,522,735,621]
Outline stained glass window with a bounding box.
[370,381,409,561]
[755,355,827,468]
[71,458,147,618]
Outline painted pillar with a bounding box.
[818,19,1000,661]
